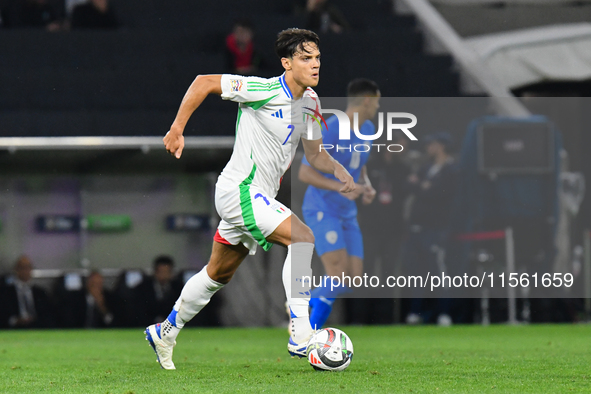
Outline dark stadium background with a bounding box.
[2,0,591,328]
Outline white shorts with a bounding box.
[214,183,291,255]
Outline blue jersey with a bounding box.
[301,114,374,218]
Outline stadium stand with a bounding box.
[0,0,460,138]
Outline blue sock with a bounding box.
[166,309,178,327]
[309,295,335,329]
[309,279,351,329]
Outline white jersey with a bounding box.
[217,73,323,198]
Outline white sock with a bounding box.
[283,242,315,343]
[161,266,224,344]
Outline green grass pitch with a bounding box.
[1,325,590,393]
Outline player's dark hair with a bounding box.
[347,78,380,97]
[275,28,320,59]
[153,255,174,269]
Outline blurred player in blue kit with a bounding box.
[298,79,380,329]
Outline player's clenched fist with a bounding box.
[163,129,184,159]
[340,184,364,201]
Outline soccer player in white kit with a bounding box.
[145,28,356,370]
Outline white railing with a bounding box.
[0,136,235,152]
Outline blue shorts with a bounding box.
[302,209,364,259]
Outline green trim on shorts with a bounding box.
[239,162,273,252]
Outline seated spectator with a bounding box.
[305,0,349,34]
[225,18,265,75]
[61,270,121,328]
[113,269,147,327]
[1,255,53,329]
[141,255,181,324]
[70,0,118,29]
[6,0,61,30]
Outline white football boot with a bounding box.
[287,314,314,358]
[145,323,176,370]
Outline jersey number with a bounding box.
[283,125,294,145]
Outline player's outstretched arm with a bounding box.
[164,75,223,159]
[301,137,356,193]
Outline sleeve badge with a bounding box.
[230,79,243,92]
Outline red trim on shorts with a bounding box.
[214,229,232,245]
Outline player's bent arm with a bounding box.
[164,75,222,159]
[360,165,377,205]
[301,137,356,193]
[360,166,375,191]
[359,166,370,186]
[298,163,347,192]
[301,137,338,174]
[170,74,222,134]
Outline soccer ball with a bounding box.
[307,327,354,371]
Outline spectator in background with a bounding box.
[84,271,119,327]
[224,19,264,75]
[1,255,53,328]
[70,0,118,29]
[351,132,413,324]
[305,0,349,34]
[361,132,413,278]
[403,131,458,326]
[142,256,181,324]
[6,0,61,30]
[61,270,121,328]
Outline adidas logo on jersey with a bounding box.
[271,109,283,119]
